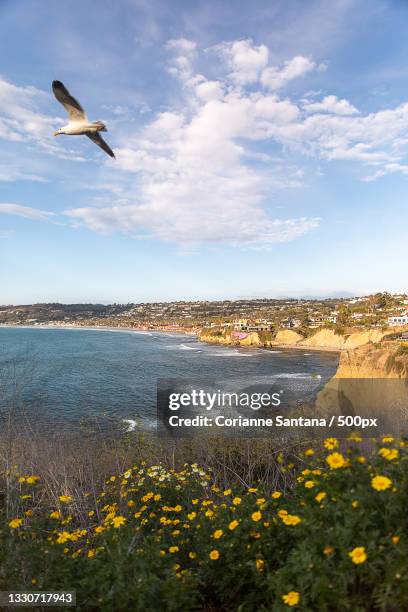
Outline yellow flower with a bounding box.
[169,546,179,553]
[349,546,367,564]
[213,529,223,539]
[25,509,33,517]
[209,549,219,560]
[304,448,314,457]
[95,526,105,534]
[50,511,61,519]
[229,519,239,531]
[378,448,399,461]
[111,516,126,528]
[371,475,392,491]
[251,511,262,522]
[324,437,338,450]
[58,495,72,503]
[382,436,394,443]
[248,487,258,493]
[351,500,359,508]
[255,559,265,571]
[9,518,23,529]
[188,551,197,559]
[223,489,232,496]
[26,476,40,484]
[304,480,315,489]
[127,500,135,507]
[357,456,366,464]
[187,512,197,520]
[392,536,400,544]
[315,492,326,503]
[87,549,95,558]
[281,514,301,526]
[323,545,334,555]
[205,509,214,518]
[271,491,282,499]
[282,591,300,606]
[232,497,241,505]
[348,432,362,442]
[326,452,347,469]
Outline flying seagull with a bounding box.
[52,80,115,158]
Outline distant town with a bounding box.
[1,292,408,334]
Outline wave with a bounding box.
[274,373,321,379]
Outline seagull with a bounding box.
[52,80,115,158]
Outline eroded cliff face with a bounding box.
[198,327,387,352]
[335,342,408,378]
[314,343,408,431]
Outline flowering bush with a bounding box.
[1,435,408,610]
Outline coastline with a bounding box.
[0,323,198,336]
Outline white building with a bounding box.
[388,313,408,327]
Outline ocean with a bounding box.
[0,327,339,431]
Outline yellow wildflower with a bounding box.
[378,448,399,461]
[282,591,300,606]
[326,452,347,469]
[9,518,23,529]
[323,545,334,555]
[229,519,239,530]
[371,475,392,491]
[50,511,61,519]
[392,536,400,544]
[169,546,179,553]
[223,489,232,496]
[213,529,223,539]
[58,495,72,503]
[349,546,367,564]
[209,549,219,560]
[111,516,126,528]
[188,551,197,559]
[304,448,314,457]
[324,438,338,450]
[271,491,282,499]
[281,514,301,526]
[26,476,40,484]
[255,559,265,571]
[87,549,95,558]
[315,492,326,503]
[304,480,315,489]
[251,511,262,522]
[232,497,242,505]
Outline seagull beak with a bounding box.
[53,131,59,136]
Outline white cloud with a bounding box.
[261,56,316,90]
[212,39,269,85]
[0,203,55,221]
[303,95,359,115]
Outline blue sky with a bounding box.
[1,0,408,303]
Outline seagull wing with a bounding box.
[52,80,87,121]
[86,132,115,158]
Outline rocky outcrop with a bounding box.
[335,342,408,378]
[271,330,304,345]
[199,327,388,352]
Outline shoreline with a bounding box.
[0,323,197,336]
[0,324,340,353]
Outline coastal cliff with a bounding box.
[198,327,388,352]
[314,342,408,428]
[335,342,408,378]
